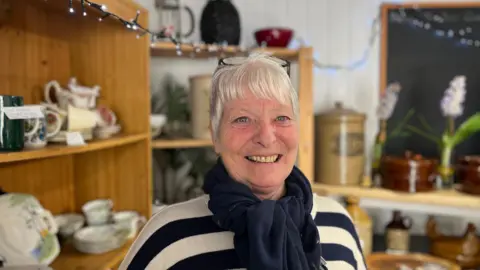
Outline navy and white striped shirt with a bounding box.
[119,194,366,270]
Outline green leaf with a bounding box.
[451,113,480,147]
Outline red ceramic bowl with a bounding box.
[254,28,294,48]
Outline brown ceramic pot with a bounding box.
[380,151,438,193]
[456,155,480,195]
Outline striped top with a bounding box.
[119,194,367,270]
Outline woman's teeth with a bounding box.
[246,155,279,163]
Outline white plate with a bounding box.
[73,225,129,254]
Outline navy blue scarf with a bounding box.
[202,159,322,270]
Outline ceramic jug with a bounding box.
[44,78,98,110]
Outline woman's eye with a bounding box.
[276,116,290,122]
[233,116,249,123]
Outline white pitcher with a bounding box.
[44,79,97,110]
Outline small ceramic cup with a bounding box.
[54,213,85,239]
[81,199,113,226]
[112,211,147,239]
[24,106,62,149]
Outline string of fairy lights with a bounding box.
[67,0,480,72]
[391,6,480,48]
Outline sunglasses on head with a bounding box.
[218,56,291,77]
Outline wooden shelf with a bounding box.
[50,240,133,270]
[151,138,213,149]
[0,134,148,164]
[312,184,480,209]
[150,41,300,60]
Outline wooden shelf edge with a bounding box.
[150,41,302,60]
[0,133,148,163]
[151,138,213,149]
[50,240,133,270]
[312,183,480,209]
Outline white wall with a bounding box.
[136,0,479,235]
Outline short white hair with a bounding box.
[210,53,298,141]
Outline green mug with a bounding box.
[0,95,25,152]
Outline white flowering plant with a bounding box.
[438,75,480,184]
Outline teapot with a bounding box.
[44,77,99,110]
[0,193,60,267]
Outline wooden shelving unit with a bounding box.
[0,134,147,163]
[50,241,133,270]
[150,41,300,60]
[1,0,151,269]
[312,184,480,209]
[151,138,213,149]
[150,42,315,181]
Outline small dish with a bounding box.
[54,213,85,238]
[94,124,121,139]
[73,224,129,254]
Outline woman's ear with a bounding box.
[209,122,221,155]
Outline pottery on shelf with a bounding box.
[380,151,438,193]
[455,155,480,195]
[199,0,241,45]
[426,216,480,269]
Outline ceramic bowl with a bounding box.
[54,213,85,238]
[150,114,167,138]
[254,27,294,47]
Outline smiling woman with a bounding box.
[119,54,367,270]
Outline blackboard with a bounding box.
[383,5,480,162]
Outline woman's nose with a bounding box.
[254,122,276,147]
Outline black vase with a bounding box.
[200,0,241,45]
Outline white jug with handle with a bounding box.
[67,78,100,109]
[44,79,97,110]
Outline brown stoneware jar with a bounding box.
[456,155,480,195]
[380,151,438,193]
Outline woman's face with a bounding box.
[213,90,298,199]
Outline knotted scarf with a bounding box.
[202,158,322,270]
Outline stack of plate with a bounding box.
[73,224,129,254]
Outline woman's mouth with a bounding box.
[245,155,282,163]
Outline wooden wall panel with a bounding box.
[0,157,75,213]
[0,0,71,105]
[0,0,151,217]
[73,140,151,217]
[68,10,150,136]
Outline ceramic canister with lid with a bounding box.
[315,102,366,185]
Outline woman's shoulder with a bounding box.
[311,193,357,231]
[152,195,212,219]
[118,195,221,270]
[312,193,351,218]
[133,195,213,240]
[144,195,213,233]
[311,194,367,269]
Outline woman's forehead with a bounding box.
[223,96,293,114]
